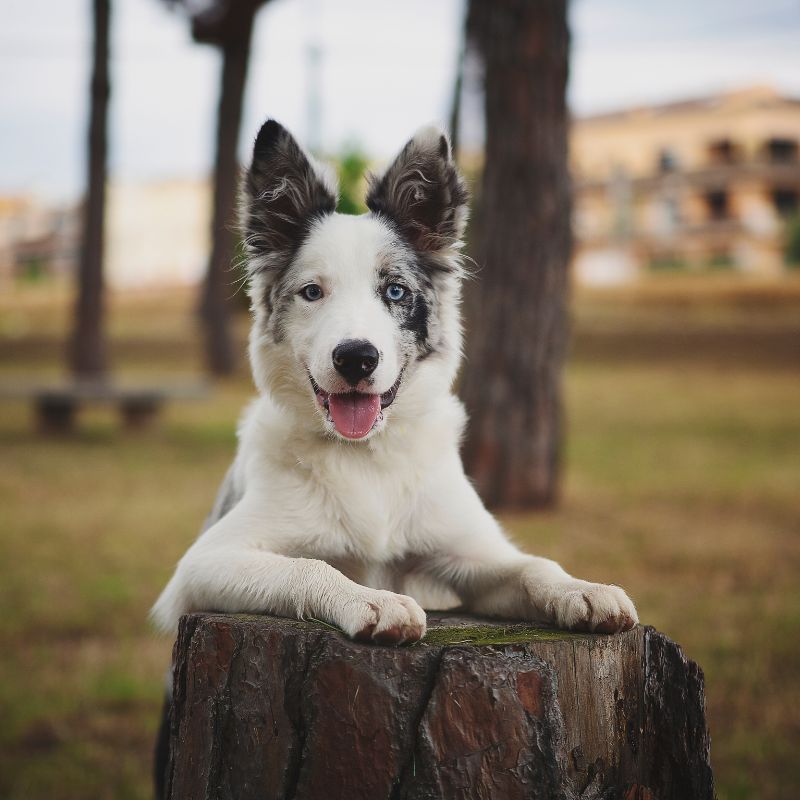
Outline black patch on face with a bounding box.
[379,254,438,358]
[403,291,432,356]
[263,267,298,344]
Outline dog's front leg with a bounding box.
[420,469,637,633]
[450,554,637,634]
[152,498,426,644]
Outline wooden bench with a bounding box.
[0,380,208,432]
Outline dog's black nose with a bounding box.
[332,340,379,385]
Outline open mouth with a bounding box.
[309,371,403,439]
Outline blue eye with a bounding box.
[385,283,406,302]
[300,284,323,301]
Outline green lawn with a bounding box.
[0,279,798,799]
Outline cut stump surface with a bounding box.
[166,612,714,800]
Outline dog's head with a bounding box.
[242,120,469,442]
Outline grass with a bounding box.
[0,276,799,798]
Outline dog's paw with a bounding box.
[339,590,427,645]
[526,579,638,634]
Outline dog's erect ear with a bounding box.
[366,126,469,255]
[243,120,338,271]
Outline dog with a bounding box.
[151,120,637,647]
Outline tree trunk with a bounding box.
[70,0,110,379]
[460,0,572,509]
[199,9,256,376]
[448,31,465,161]
[164,612,714,800]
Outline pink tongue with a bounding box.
[328,393,381,439]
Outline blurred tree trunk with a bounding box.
[198,9,256,376]
[461,0,572,509]
[448,33,465,160]
[70,0,110,379]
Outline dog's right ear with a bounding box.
[243,120,338,272]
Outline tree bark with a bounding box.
[198,7,256,376]
[70,0,110,378]
[164,612,714,800]
[460,0,572,509]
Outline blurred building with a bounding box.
[572,86,800,284]
[0,195,80,285]
[106,179,210,288]
[0,179,210,289]
[3,87,799,289]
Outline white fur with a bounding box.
[152,126,637,644]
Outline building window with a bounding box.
[657,148,678,173]
[772,188,799,218]
[705,190,730,221]
[765,138,798,163]
[664,196,681,226]
[708,139,739,164]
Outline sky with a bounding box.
[1,0,799,200]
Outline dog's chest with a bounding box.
[278,451,421,563]
[323,469,414,560]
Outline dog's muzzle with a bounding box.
[309,370,403,439]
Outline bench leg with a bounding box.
[36,397,77,433]
[120,400,161,429]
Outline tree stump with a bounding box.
[165,612,714,800]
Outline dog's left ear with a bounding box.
[366,126,469,255]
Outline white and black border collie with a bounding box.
[152,120,637,646]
